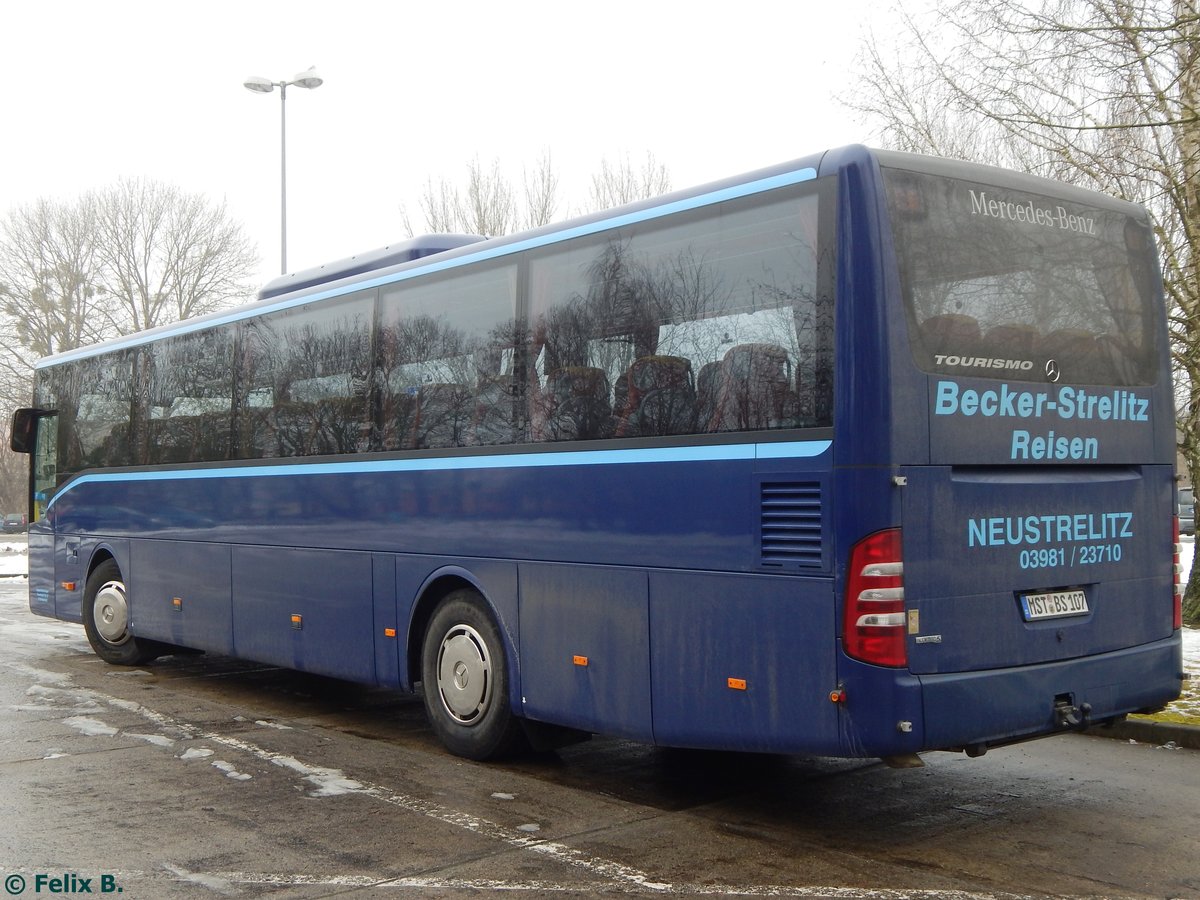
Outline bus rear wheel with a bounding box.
[421,589,522,760]
[82,559,162,666]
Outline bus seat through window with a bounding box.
[710,343,798,432]
[920,313,981,362]
[539,367,613,441]
[984,323,1040,359]
[696,362,721,434]
[473,375,519,446]
[383,391,420,451]
[240,408,275,459]
[275,397,368,456]
[416,384,472,449]
[614,355,696,438]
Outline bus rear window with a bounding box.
[884,168,1159,386]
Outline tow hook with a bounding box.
[1054,697,1092,728]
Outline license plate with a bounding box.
[1020,589,1089,621]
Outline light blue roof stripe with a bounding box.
[39,167,818,368]
[44,439,831,511]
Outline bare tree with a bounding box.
[0,195,110,449]
[521,151,560,231]
[93,178,258,334]
[462,157,518,237]
[0,180,259,513]
[587,151,672,211]
[850,0,1200,622]
[0,196,109,360]
[410,178,461,235]
[403,151,561,238]
[402,149,672,238]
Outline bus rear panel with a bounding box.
[831,151,1179,758]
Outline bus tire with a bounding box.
[421,589,522,760]
[82,559,162,666]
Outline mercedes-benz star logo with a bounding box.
[1045,358,1061,383]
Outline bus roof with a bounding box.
[256,233,487,301]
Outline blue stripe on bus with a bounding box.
[43,439,831,510]
[39,167,819,367]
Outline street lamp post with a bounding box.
[243,66,324,274]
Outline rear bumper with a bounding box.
[918,633,1183,751]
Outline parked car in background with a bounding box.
[2,513,26,534]
[1179,487,1195,536]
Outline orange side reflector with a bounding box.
[172,597,183,609]
[384,627,397,638]
[727,677,747,691]
[573,655,589,667]
[290,614,303,630]
[60,582,77,592]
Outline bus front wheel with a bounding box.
[82,559,162,666]
[421,589,522,760]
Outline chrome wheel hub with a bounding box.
[93,580,130,645]
[436,624,492,725]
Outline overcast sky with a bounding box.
[2,1,885,290]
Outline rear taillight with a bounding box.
[844,528,907,667]
[1174,516,1184,630]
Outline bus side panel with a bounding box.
[518,563,652,741]
[26,519,56,618]
[128,540,233,653]
[649,571,840,753]
[373,554,400,689]
[54,531,85,622]
[230,546,375,683]
[39,459,760,574]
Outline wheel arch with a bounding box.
[81,541,129,608]
[405,566,519,697]
[85,545,118,582]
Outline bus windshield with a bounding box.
[884,167,1160,386]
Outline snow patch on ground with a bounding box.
[0,540,29,577]
[269,755,365,797]
[127,732,176,748]
[62,716,117,737]
[212,760,253,781]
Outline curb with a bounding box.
[1084,718,1200,750]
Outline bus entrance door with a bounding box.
[27,411,59,620]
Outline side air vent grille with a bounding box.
[760,481,823,568]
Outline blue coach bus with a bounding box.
[11,145,1183,763]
